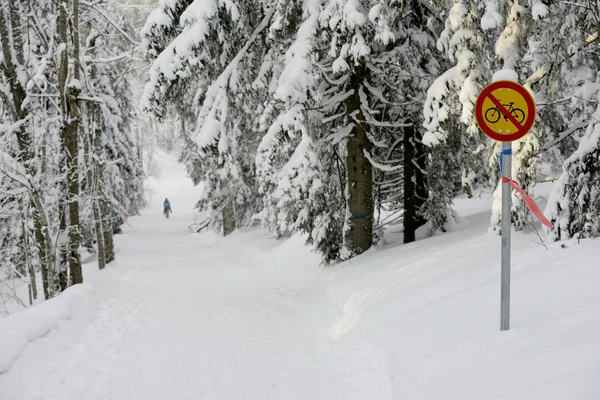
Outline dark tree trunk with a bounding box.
[414,127,428,217]
[343,61,373,257]
[404,124,417,244]
[403,124,428,244]
[21,212,38,302]
[94,202,106,270]
[57,0,83,285]
[31,193,53,298]
[102,199,115,264]
[90,103,106,270]
[86,28,113,267]
[66,82,83,284]
[222,197,236,236]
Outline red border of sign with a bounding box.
[475,80,536,142]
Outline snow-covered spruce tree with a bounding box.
[545,3,600,240]
[142,1,275,236]
[254,1,323,240]
[488,0,541,233]
[489,1,600,233]
[257,56,347,258]
[546,83,600,240]
[102,63,146,223]
[177,88,204,185]
[259,0,441,261]
[525,1,600,170]
[423,0,493,233]
[143,1,204,182]
[368,0,441,244]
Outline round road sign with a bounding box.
[475,80,536,142]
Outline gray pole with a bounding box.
[501,141,512,331]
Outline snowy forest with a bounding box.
[1,0,600,306]
[0,0,146,307]
[141,0,600,259]
[2,1,600,398]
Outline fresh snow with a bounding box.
[492,68,519,83]
[2,152,600,399]
[0,152,391,400]
[0,285,93,374]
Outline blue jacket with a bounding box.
[164,201,171,209]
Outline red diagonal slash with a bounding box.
[487,93,524,131]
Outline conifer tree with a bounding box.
[545,2,600,240]
[423,0,492,233]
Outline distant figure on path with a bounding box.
[164,198,172,219]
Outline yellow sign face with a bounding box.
[475,80,536,142]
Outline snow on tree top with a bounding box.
[68,79,82,90]
[492,69,518,83]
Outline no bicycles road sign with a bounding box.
[475,80,536,142]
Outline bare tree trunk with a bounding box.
[222,197,236,236]
[0,3,55,298]
[84,27,113,268]
[56,0,70,289]
[20,205,37,303]
[414,127,428,220]
[28,261,37,302]
[69,0,83,284]
[66,82,83,284]
[403,124,417,244]
[343,61,373,257]
[102,199,115,264]
[90,103,106,269]
[30,192,54,298]
[220,179,236,236]
[57,0,83,285]
[94,202,106,270]
[403,123,428,244]
[57,210,69,290]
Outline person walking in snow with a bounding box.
[163,198,172,219]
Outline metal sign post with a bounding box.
[500,141,511,331]
[475,78,539,332]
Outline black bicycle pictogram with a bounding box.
[484,101,525,124]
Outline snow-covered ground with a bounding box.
[1,151,599,399]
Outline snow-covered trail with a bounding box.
[0,152,391,400]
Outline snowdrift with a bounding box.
[324,232,600,399]
[0,284,93,374]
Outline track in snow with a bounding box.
[0,152,392,400]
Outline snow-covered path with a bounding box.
[0,153,391,400]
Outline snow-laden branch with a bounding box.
[360,117,412,128]
[195,7,276,149]
[363,149,402,172]
[84,52,141,64]
[532,121,589,157]
[274,6,321,103]
[0,186,28,196]
[321,89,354,110]
[325,123,354,146]
[77,95,104,103]
[0,151,31,190]
[142,0,233,112]
[359,86,380,116]
[525,29,599,89]
[80,2,141,47]
[0,116,31,134]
